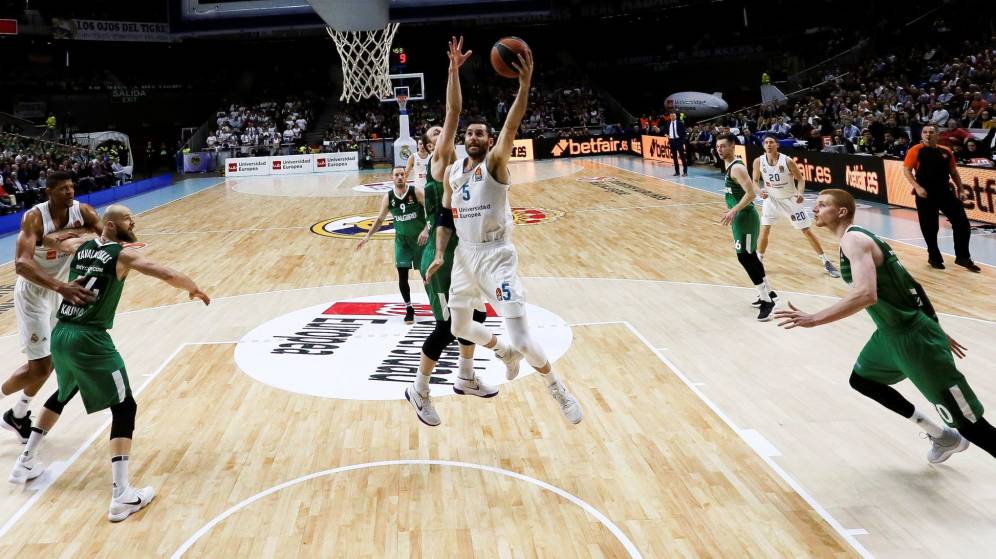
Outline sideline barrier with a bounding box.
[533,135,641,159]
[884,160,996,225]
[224,152,359,177]
[0,173,173,235]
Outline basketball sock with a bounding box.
[111,455,129,497]
[12,395,31,419]
[457,356,475,381]
[819,253,830,263]
[911,409,945,438]
[758,252,764,262]
[755,284,771,302]
[541,370,560,386]
[762,277,773,294]
[23,427,46,457]
[415,372,430,395]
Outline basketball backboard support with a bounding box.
[380,73,424,102]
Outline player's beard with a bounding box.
[466,143,487,159]
[118,227,138,243]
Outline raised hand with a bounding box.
[447,36,472,70]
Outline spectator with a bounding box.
[885,134,910,159]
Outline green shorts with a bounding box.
[731,206,760,254]
[854,317,984,428]
[52,323,131,414]
[420,235,456,322]
[395,234,424,270]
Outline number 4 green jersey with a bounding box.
[839,225,926,330]
[57,238,126,330]
[388,185,426,237]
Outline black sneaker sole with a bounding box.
[453,386,499,398]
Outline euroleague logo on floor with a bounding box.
[234,294,573,400]
[312,208,564,239]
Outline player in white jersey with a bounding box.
[1,171,101,442]
[752,135,841,280]
[426,48,582,424]
[405,138,431,189]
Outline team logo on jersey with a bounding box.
[30,333,38,344]
[353,180,414,194]
[473,168,483,182]
[311,214,397,239]
[512,207,565,225]
[779,165,786,172]
[234,294,572,400]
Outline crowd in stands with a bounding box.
[0,133,130,214]
[492,70,610,139]
[640,37,996,169]
[206,98,315,154]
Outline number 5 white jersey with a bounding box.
[448,156,513,246]
[759,153,795,200]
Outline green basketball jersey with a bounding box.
[723,159,747,209]
[388,185,426,237]
[57,238,126,330]
[422,159,458,256]
[840,225,926,330]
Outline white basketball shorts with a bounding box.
[14,278,60,360]
[762,196,812,229]
[449,241,526,318]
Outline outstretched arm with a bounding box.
[487,48,533,181]
[118,249,210,305]
[356,194,391,250]
[774,232,877,328]
[432,36,472,177]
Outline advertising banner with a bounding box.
[534,135,640,159]
[52,19,170,42]
[182,152,213,173]
[641,135,674,164]
[270,154,314,175]
[313,152,359,173]
[510,139,535,162]
[225,156,271,177]
[743,145,888,203]
[884,160,996,225]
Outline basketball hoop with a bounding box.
[326,23,399,103]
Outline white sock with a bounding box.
[12,395,31,419]
[757,252,764,262]
[755,284,771,302]
[762,277,773,294]
[23,427,46,458]
[819,253,829,263]
[457,356,474,381]
[911,409,945,438]
[541,370,560,387]
[111,455,129,498]
[414,373,430,395]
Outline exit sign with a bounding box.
[0,19,17,35]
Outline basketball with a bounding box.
[491,36,530,79]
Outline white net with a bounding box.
[327,23,399,103]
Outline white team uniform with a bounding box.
[759,153,812,229]
[447,156,526,318]
[14,201,84,360]
[411,152,430,189]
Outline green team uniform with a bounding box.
[723,159,760,254]
[843,225,983,428]
[419,159,459,321]
[388,185,427,269]
[51,239,131,414]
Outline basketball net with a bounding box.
[326,23,399,103]
[396,94,408,113]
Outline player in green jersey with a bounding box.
[775,189,995,464]
[8,205,211,522]
[356,166,429,324]
[716,133,777,321]
[404,37,500,427]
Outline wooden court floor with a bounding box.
[0,159,993,558]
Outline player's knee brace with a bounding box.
[43,387,78,416]
[109,395,137,440]
[422,320,456,361]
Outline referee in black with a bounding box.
[902,124,981,272]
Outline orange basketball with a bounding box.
[491,37,530,79]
